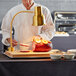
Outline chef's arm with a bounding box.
[1,11,12,46]
[39,22,55,40]
[39,9,56,41]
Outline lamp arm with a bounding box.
[10,11,34,51]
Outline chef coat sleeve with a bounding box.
[1,11,12,46]
[39,8,56,41]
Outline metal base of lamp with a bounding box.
[4,51,51,58]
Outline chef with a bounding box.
[1,0,55,51]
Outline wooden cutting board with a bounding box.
[4,51,52,58]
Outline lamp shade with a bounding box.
[33,6,46,26]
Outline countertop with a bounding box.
[0,51,76,76]
[0,51,76,62]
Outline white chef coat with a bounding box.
[1,2,55,50]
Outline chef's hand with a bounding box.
[33,35,42,41]
[35,35,42,39]
[7,38,18,47]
